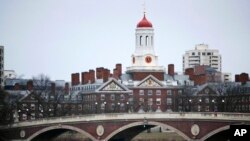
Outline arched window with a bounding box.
[151,36,153,46]
[146,36,149,46]
[140,36,142,46]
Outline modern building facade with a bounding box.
[0,46,4,88]
[183,44,222,72]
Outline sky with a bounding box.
[1,0,250,82]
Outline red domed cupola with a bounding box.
[137,14,153,28]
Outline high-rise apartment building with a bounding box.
[183,44,221,72]
[0,46,4,88]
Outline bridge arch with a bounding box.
[200,125,230,141]
[27,124,96,141]
[104,121,191,141]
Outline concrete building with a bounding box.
[222,72,232,82]
[183,44,222,72]
[0,46,4,88]
[4,70,17,79]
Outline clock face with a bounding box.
[145,56,152,63]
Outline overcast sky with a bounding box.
[1,0,250,81]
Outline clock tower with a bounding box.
[126,13,165,81]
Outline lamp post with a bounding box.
[212,99,215,112]
[189,99,192,112]
[117,102,120,113]
[95,102,98,114]
[126,102,130,113]
[103,102,106,113]
[221,99,225,112]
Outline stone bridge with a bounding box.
[0,112,250,141]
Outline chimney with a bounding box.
[116,63,122,78]
[235,74,240,82]
[51,82,56,95]
[14,83,20,91]
[113,68,119,79]
[96,67,104,79]
[75,73,80,85]
[82,72,89,84]
[64,82,69,94]
[185,68,194,80]
[239,73,249,84]
[103,69,110,82]
[168,64,175,76]
[71,73,75,86]
[89,69,95,83]
[27,80,33,91]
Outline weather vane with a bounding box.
[142,0,146,14]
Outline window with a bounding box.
[31,113,35,120]
[167,90,172,95]
[110,94,115,101]
[139,90,144,95]
[178,90,182,95]
[111,103,115,111]
[120,103,125,111]
[78,105,82,111]
[205,106,210,112]
[156,98,161,105]
[101,94,105,101]
[148,98,153,106]
[148,90,153,95]
[205,98,209,103]
[202,52,205,56]
[139,98,144,105]
[156,90,161,95]
[22,104,27,110]
[140,36,142,46]
[101,103,105,110]
[22,114,27,120]
[120,94,125,101]
[198,105,201,112]
[31,104,35,110]
[192,52,195,55]
[167,98,172,105]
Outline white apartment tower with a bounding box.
[0,46,4,88]
[183,44,222,72]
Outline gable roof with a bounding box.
[96,78,130,92]
[194,84,219,96]
[136,75,164,87]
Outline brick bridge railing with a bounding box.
[0,112,250,141]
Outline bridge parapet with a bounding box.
[1,112,250,129]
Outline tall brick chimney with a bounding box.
[185,68,194,80]
[71,73,75,86]
[81,72,89,84]
[116,63,122,78]
[96,67,104,79]
[64,82,69,94]
[113,68,119,80]
[89,69,95,83]
[168,64,175,76]
[75,73,80,85]
[103,69,110,82]
[14,83,20,91]
[239,73,249,84]
[235,74,240,82]
[27,80,33,91]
